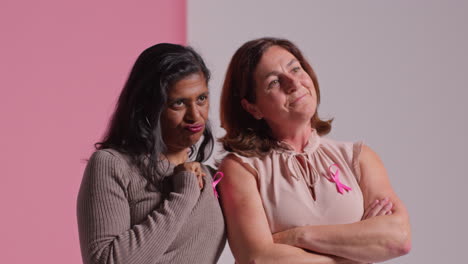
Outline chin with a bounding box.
[188,133,204,145]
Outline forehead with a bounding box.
[256,45,297,73]
[168,72,208,96]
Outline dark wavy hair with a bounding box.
[96,43,214,184]
[219,37,332,157]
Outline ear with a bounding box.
[241,98,263,120]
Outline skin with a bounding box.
[242,45,317,150]
[219,46,411,263]
[271,145,411,262]
[160,72,210,189]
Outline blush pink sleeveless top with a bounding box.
[231,129,364,233]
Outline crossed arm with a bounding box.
[218,145,411,264]
[272,145,411,263]
[219,156,357,264]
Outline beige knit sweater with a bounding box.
[77,149,226,264]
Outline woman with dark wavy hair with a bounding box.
[77,43,225,264]
[218,37,411,263]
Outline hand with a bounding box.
[362,197,393,220]
[272,227,299,247]
[173,162,206,189]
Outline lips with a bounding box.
[185,124,204,133]
[290,93,307,105]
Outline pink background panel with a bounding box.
[0,1,186,263]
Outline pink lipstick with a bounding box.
[185,124,204,133]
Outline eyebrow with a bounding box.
[286,58,298,67]
[263,58,298,79]
[168,91,209,102]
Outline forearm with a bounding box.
[293,214,411,263]
[241,243,359,264]
[234,243,345,264]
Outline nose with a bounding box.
[184,103,201,123]
[283,75,300,94]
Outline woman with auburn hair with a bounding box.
[77,43,226,264]
[218,37,411,263]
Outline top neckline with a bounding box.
[275,129,321,154]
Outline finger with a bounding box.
[378,201,393,216]
[198,175,203,189]
[372,198,392,217]
[191,163,201,173]
[363,199,379,219]
[367,199,388,218]
[197,174,204,189]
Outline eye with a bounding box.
[197,94,208,102]
[268,79,280,89]
[292,66,301,73]
[170,100,185,108]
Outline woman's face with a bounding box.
[248,45,317,128]
[160,72,209,152]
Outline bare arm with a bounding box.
[218,155,360,264]
[272,145,411,263]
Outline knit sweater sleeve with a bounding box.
[77,150,201,264]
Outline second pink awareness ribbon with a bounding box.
[212,172,224,198]
[328,164,352,194]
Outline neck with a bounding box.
[269,121,312,152]
[164,148,189,165]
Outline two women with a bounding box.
[77,43,225,264]
[78,38,411,264]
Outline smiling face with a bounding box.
[244,45,317,129]
[160,72,209,152]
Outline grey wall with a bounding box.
[188,1,468,263]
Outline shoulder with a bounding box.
[319,136,353,148]
[90,148,130,162]
[219,152,260,178]
[358,144,382,166]
[85,149,134,182]
[89,148,122,163]
[319,136,363,156]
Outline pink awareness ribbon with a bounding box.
[328,164,352,194]
[212,172,224,198]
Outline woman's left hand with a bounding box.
[273,198,394,246]
[272,227,299,246]
[361,197,393,220]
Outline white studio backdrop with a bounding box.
[188,1,468,263]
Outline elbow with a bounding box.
[388,236,411,258]
[387,217,412,257]
[387,234,411,258]
[401,239,412,255]
[395,232,412,256]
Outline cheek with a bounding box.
[257,95,284,115]
[200,104,209,119]
[304,79,317,98]
[162,111,183,129]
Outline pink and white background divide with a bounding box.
[0,1,186,263]
[2,1,468,263]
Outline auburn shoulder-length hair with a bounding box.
[219,37,332,157]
